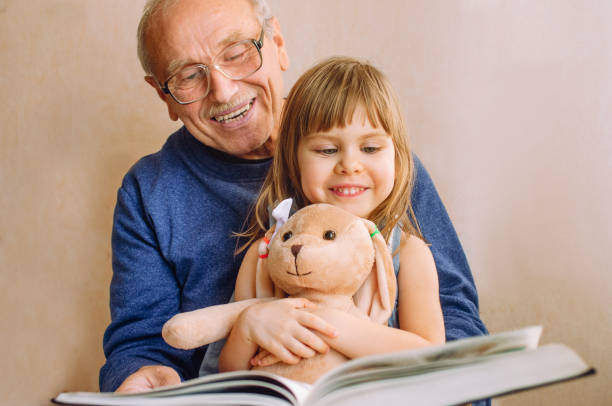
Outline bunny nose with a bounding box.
[291,244,303,258]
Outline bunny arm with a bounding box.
[162,298,269,350]
[163,236,277,351]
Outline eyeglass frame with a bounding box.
[158,27,265,105]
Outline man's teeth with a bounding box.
[333,187,365,196]
[214,102,252,123]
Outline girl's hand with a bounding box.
[250,349,279,367]
[236,298,338,365]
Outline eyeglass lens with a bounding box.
[168,40,262,104]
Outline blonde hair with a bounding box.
[239,56,422,251]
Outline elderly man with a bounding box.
[100,0,487,393]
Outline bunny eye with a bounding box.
[282,231,293,242]
[323,230,336,240]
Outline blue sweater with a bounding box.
[100,126,488,392]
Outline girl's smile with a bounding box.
[329,185,368,197]
[297,106,396,219]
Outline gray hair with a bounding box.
[137,0,273,76]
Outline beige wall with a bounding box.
[1,0,610,405]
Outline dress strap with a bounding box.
[388,224,402,276]
[387,224,402,328]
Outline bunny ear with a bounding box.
[353,220,397,324]
[270,198,293,241]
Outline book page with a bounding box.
[305,344,591,406]
[307,326,542,402]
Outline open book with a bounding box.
[53,326,594,406]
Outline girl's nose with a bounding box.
[335,151,363,175]
[207,69,240,104]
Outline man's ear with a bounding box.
[144,75,179,121]
[268,17,289,71]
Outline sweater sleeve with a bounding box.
[411,156,488,341]
[99,179,197,392]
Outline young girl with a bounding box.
[218,56,445,372]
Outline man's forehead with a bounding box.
[159,0,259,44]
[152,0,260,77]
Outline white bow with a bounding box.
[270,198,293,242]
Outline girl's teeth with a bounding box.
[335,187,364,195]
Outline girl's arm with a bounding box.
[254,233,444,364]
[218,239,337,372]
[218,241,261,372]
[396,233,445,344]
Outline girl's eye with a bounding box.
[316,147,337,155]
[282,231,293,242]
[362,146,380,154]
[323,230,336,240]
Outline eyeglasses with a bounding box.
[160,27,265,105]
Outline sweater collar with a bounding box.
[179,127,272,182]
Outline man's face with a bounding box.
[145,0,289,159]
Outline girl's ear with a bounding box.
[353,220,397,324]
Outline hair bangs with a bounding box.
[296,61,398,137]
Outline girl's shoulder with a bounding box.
[398,230,431,253]
[397,231,437,281]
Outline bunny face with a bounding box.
[266,204,375,297]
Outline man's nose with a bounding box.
[207,69,239,103]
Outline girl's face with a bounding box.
[297,106,395,219]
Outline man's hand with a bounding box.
[115,365,180,393]
[237,298,338,365]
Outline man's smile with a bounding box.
[211,98,255,125]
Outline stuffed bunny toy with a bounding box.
[162,203,397,383]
